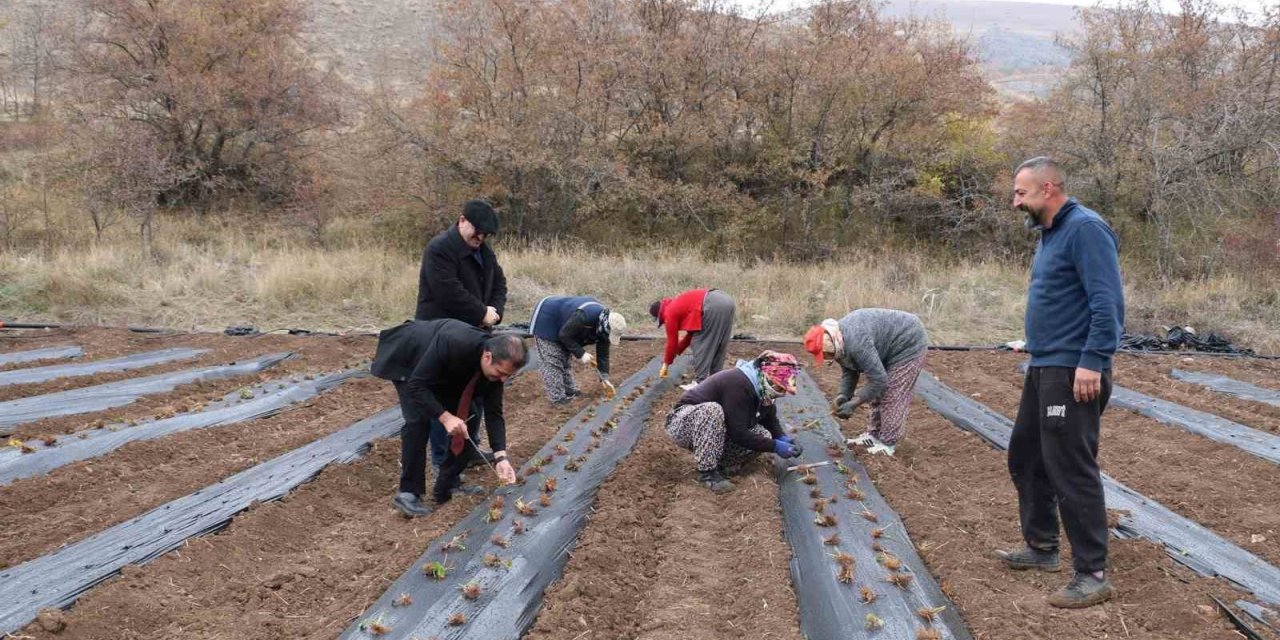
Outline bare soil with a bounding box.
[6,330,1277,639]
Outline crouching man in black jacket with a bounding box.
[372,319,526,517]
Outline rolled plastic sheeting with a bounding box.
[0,352,294,434]
[0,347,208,387]
[0,406,404,636]
[773,370,972,640]
[338,355,689,640]
[0,370,365,485]
[0,345,84,367]
[1109,386,1280,466]
[1170,369,1280,408]
[916,371,1280,607]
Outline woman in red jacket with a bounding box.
[649,288,736,387]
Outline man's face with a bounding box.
[1013,169,1050,228]
[458,216,490,250]
[480,351,520,383]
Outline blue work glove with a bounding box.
[773,438,802,458]
[778,433,795,445]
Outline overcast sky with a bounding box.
[730,0,1273,18]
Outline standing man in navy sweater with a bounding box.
[996,157,1124,608]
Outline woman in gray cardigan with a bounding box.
[803,309,928,456]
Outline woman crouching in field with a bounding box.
[804,309,928,457]
[664,350,803,493]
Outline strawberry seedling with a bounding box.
[564,458,581,472]
[542,476,557,493]
[491,534,509,548]
[360,617,390,635]
[563,432,576,442]
[809,487,823,499]
[422,561,449,580]
[512,520,526,535]
[539,493,553,507]
[515,498,538,516]
[865,613,885,630]
[846,488,865,501]
[822,533,841,546]
[393,593,413,607]
[800,471,818,485]
[554,444,570,456]
[815,513,837,527]
[813,500,827,514]
[885,572,914,589]
[917,606,946,623]
[448,613,466,626]
[917,629,942,640]
[485,507,503,523]
[461,582,482,600]
[441,533,468,553]
[484,553,502,567]
[860,586,878,604]
[859,509,878,523]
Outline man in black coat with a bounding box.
[371,319,526,517]
[415,200,508,328]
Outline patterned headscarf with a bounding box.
[757,350,800,400]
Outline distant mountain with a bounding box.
[301,0,1079,100]
[880,0,1081,98]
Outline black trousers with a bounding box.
[1008,366,1112,573]
[394,382,482,500]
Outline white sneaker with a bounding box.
[679,381,699,391]
[865,436,896,457]
[849,433,874,446]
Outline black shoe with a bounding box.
[697,469,734,494]
[996,546,1062,572]
[466,450,495,470]
[1047,572,1113,608]
[392,492,432,518]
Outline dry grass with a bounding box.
[0,212,1276,354]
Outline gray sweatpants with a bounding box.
[691,289,735,381]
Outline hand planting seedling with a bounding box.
[393,593,413,607]
[814,513,837,527]
[461,582,482,600]
[448,613,466,626]
[865,613,885,630]
[539,493,552,507]
[885,572,914,589]
[491,534,509,548]
[916,606,946,623]
[542,476,557,493]
[422,560,449,580]
[515,498,538,516]
[860,586,878,604]
[822,533,841,546]
[916,629,942,640]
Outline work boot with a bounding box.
[466,449,495,470]
[697,468,734,494]
[996,545,1062,572]
[392,492,433,518]
[1047,572,1113,609]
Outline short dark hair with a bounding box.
[485,333,528,368]
[1015,156,1066,190]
